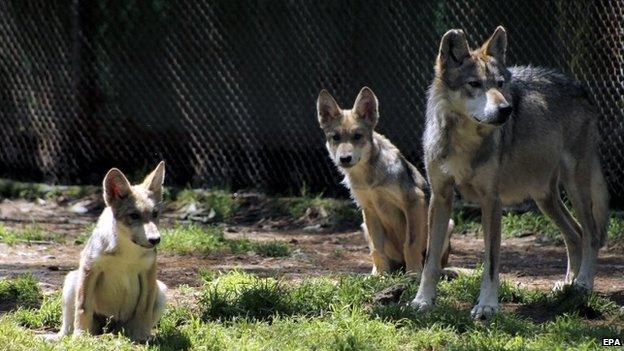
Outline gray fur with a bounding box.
[412,27,609,320]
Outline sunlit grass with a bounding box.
[160,224,290,257]
[1,270,621,350]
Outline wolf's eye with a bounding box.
[468,81,482,88]
[128,213,141,221]
[497,80,505,88]
[332,134,340,142]
[353,133,362,141]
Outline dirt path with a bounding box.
[1,221,622,305]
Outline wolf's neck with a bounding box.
[450,114,496,151]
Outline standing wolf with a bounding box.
[411,26,609,319]
[57,162,167,341]
[317,87,451,274]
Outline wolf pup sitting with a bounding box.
[57,162,167,341]
[411,26,609,320]
[317,87,451,274]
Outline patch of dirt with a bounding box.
[0,197,622,317]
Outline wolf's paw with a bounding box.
[470,303,499,320]
[571,278,593,291]
[71,329,86,340]
[42,333,62,342]
[128,329,153,343]
[552,280,572,292]
[409,295,434,312]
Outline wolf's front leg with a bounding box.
[363,211,390,274]
[411,174,453,311]
[126,273,167,341]
[471,195,502,320]
[404,198,428,274]
[363,210,391,274]
[73,267,98,337]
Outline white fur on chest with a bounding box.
[91,243,156,320]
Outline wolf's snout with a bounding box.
[339,156,352,165]
[148,237,161,245]
[489,104,512,125]
[498,104,512,119]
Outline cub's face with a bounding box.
[103,162,165,249]
[317,87,379,169]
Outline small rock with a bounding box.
[373,283,408,305]
[47,266,60,271]
[440,268,459,280]
[289,238,299,244]
[303,224,322,232]
[207,208,216,220]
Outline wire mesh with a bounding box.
[0,0,622,202]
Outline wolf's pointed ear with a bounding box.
[317,90,341,127]
[439,29,470,68]
[482,26,507,64]
[353,87,378,126]
[103,168,132,207]
[142,161,165,200]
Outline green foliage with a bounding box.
[1,270,622,350]
[173,189,237,221]
[452,209,482,235]
[13,292,62,329]
[0,223,65,245]
[0,179,96,202]
[0,275,41,311]
[502,211,560,241]
[161,225,290,257]
[281,195,362,229]
[607,214,624,245]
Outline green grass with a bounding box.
[502,211,560,240]
[0,275,41,311]
[0,179,97,202]
[0,270,621,350]
[607,214,624,245]
[280,195,361,229]
[72,224,97,245]
[172,189,237,221]
[160,224,290,257]
[453,208,624,246]
[452,209,559,240]
[0,223,65,245]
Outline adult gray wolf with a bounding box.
[411,26,608,320]
[56,162,167,340]
[317,87,451,274]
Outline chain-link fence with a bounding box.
[0,0,622,202]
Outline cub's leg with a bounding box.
[363,210,391,274]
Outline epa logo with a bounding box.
[602,338,622,346]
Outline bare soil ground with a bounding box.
[1,198,623,307]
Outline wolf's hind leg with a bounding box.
[534,182,582,289]
[564,159,608,290]
[152,280,167,328]
[58,270,78,337]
